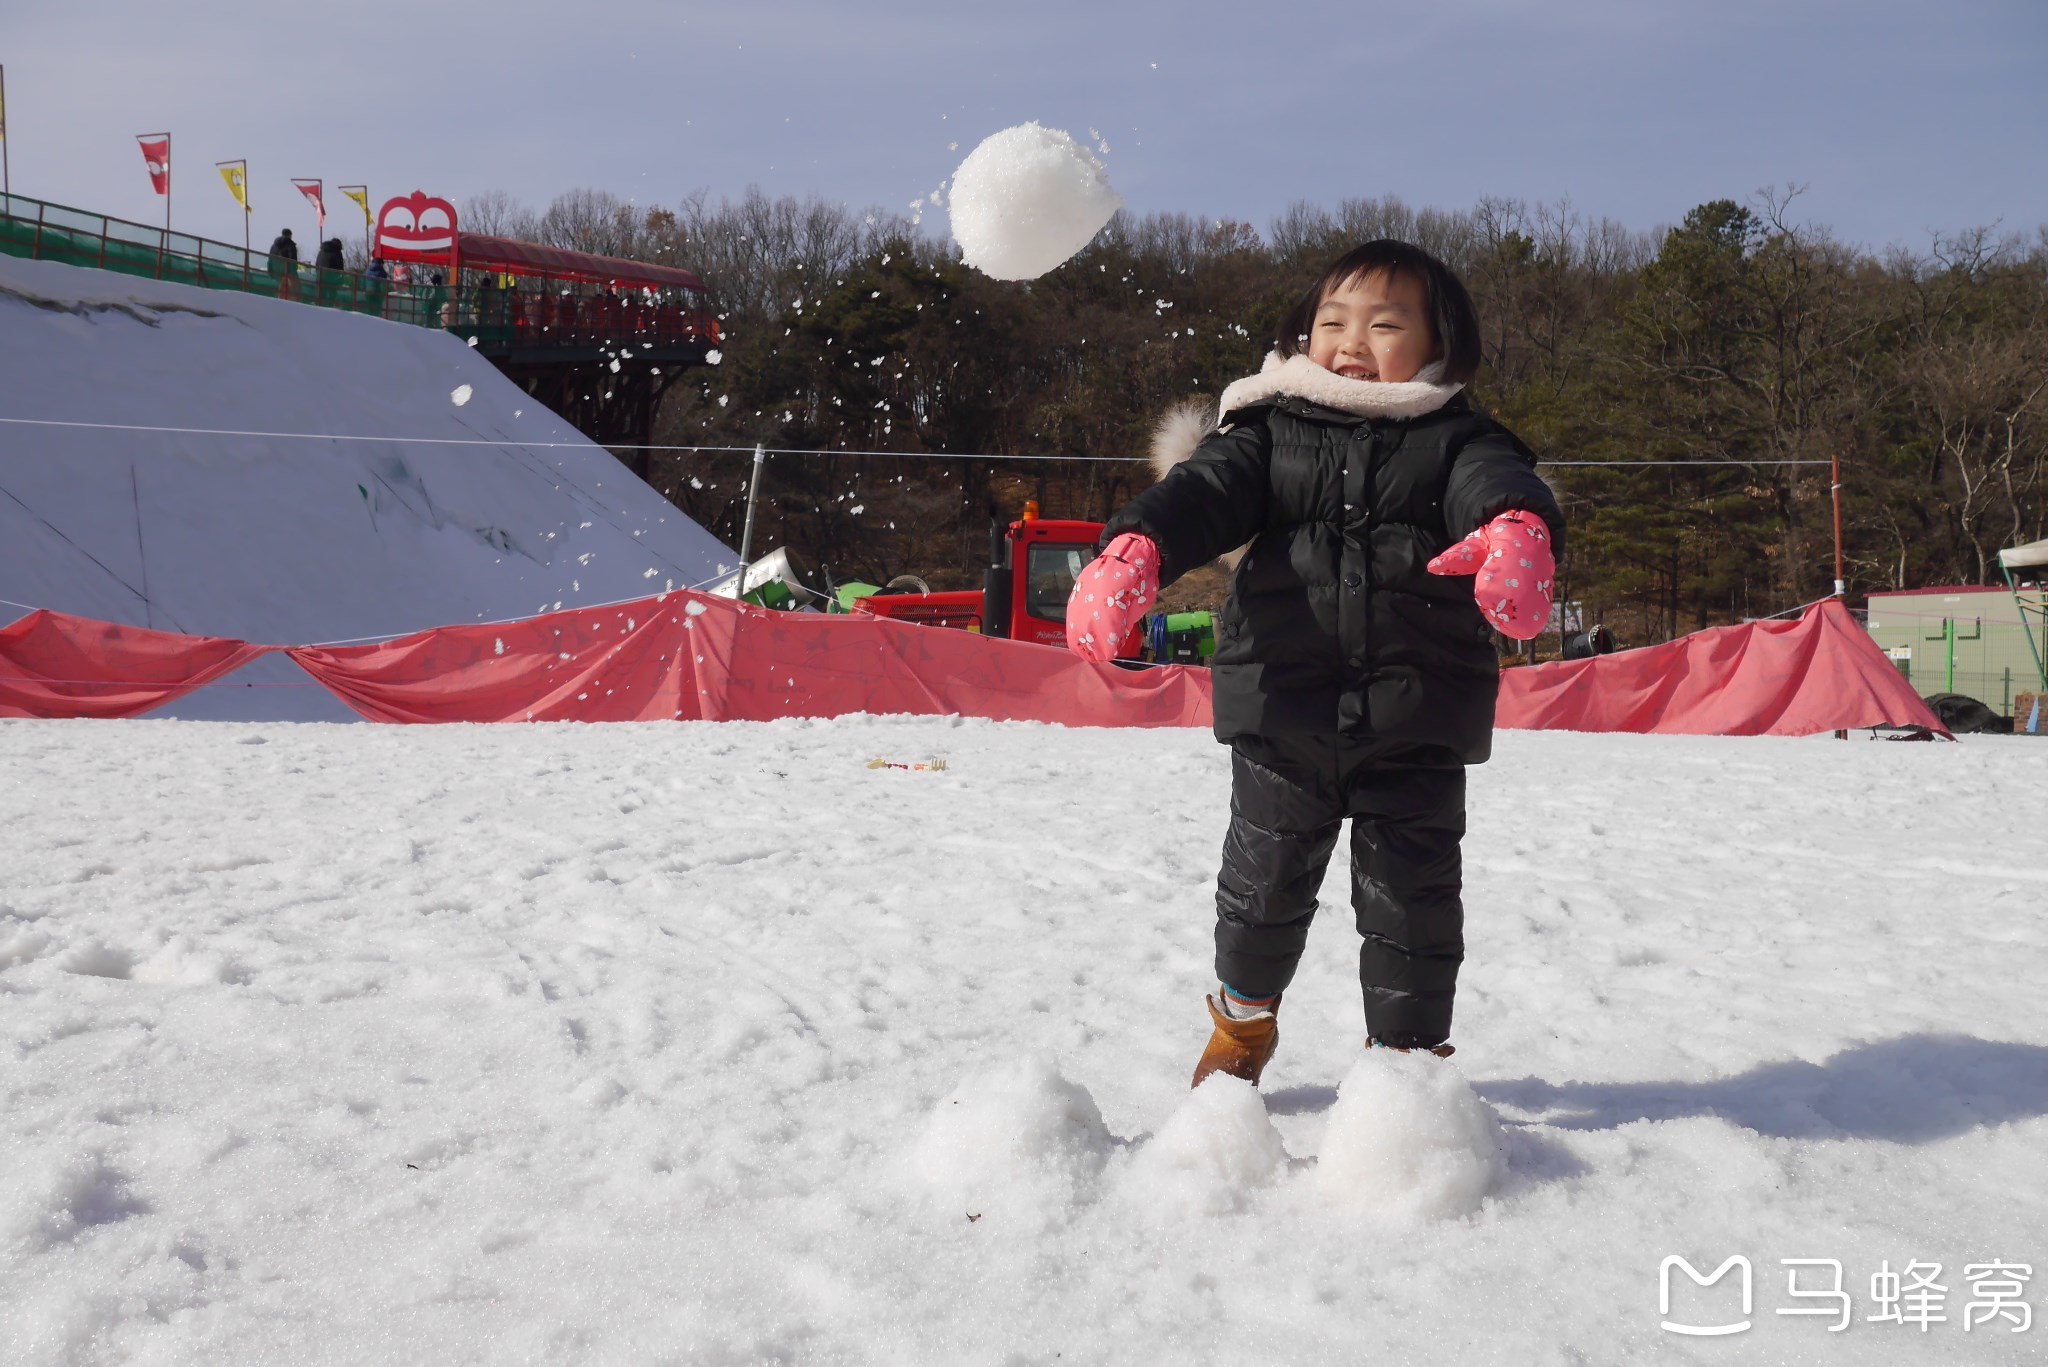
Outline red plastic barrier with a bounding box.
[0,609,273,720]
[3,595,1947,738]
[285,590,1214,727]
[1496,599,1951,738]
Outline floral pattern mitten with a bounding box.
[1426,511,1555,641]
[1065,533,1160,663]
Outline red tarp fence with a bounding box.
[1496,599,1951,738]
[2,594,1949,738]
[286,592,1211,726]
[0,609,274,720]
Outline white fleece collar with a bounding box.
[1216,352,1462,423]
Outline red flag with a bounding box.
[292,178,325,232]
[137,134,170,196]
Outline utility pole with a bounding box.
[1833,451,1849,739]
[1831,451,1845,598]
[735,444,768,598]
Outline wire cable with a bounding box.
[0,417,1834,467]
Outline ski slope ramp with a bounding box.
[0,254,734,719]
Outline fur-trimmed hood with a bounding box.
[1149,352,1462,479]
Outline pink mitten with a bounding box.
[1426,511,1555,641]
[1066,533,1160,663]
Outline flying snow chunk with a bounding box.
[450,384,473,406]
[948,122,1123,281]
[704,349,723,366]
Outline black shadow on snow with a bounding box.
[1477,1034,2048,1143]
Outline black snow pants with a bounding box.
[1214,733,1467,1050]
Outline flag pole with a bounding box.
[138,133,173,275]
[339,185,369,260]
[220,160,251,285]
[1,65,11,197]
[1831,451,1845,599]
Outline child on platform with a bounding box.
[1067,240,1564,1086]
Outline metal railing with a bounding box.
[0,191,720,354]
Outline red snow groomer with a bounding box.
[849,503,1145,657]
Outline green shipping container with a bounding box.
[1864,586,2048,718]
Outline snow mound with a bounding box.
[1,1149,149,1252]
[0,923,54,969]
[948,123,1123,280]
[133,933,248,987]
[1121,1073,1288,1217]
[904,1054,1114,1227]
[1314,1049,1507,1223]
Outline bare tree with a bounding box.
[460,190,539,241]
[538,188,641,257]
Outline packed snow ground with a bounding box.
[3,718,2044,1365]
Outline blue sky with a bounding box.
[6,0,2044,256]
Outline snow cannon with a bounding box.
[706,546,823,611]
[1563,625,1618,660]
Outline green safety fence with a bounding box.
[1,190,444,326]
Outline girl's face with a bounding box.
[1307,269,1439,383]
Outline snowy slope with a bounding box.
[0,255,735,720]
[3,719,2043,1365]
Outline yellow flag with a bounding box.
[340,186,371,226]
[218,162,249,210]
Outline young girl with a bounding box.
[1067,239,1563,1086]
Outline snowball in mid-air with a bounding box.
[948,122,1123,281]
[450,384,473,406]
[1121,1073,1287,1218]
[1314,1048,1506,1223]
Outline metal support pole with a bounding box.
[734,444,767,599]
[1832,451,1849,736]
[2004,562,2048,691]
[2,65,11,197]
[1830,452,1845,598]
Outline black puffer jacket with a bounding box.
[1102,386,1564,763]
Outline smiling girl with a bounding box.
[1067,239,1565,1086]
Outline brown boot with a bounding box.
[1192,995,1280,1088]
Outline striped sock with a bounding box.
[1218,984,1279,1020]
